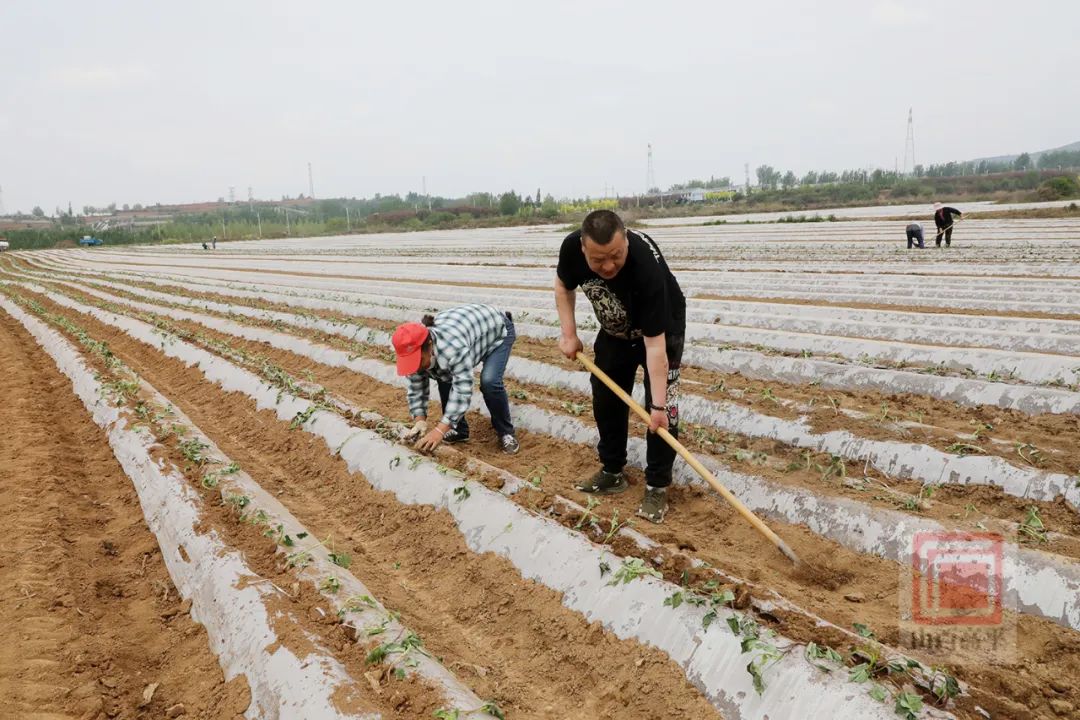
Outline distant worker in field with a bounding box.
[392,304,520,456]
[933,202,963,247]
[555,210,686,523]
[905,222,925,249]
[212,236,218,250]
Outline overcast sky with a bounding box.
[2,0,1077,213]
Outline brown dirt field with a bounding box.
[46,272,1080,474]
[25,285,1080,719]
[0,310,250,720]
[43,277,1080,542]
[697,294,1080,323]
[14,289,723,720]
[40,258,544,293]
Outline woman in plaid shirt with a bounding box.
[392,304,520,455]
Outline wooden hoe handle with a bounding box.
[576,352,801,566]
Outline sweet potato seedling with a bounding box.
[608,557,662,586]
[1019,506,1048,543]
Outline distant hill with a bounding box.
[973,140,1080,166]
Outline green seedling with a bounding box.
[1016,443,1046,468]
[1019,506,1048,543]
[433,710,460,720]
[602,509,630,544]
[179,438,211,468]
[760,387,779,404]
[265,523,295,547]
[223,493,250,511]
[708,380,726,393]
[819,455,847,483]
[453,483,471,502]
[805,642,845,672]
[701,589,736,630]
[927,666,962,704]
[575,497,601,530]
[726,614,782,694]
[562,400,588,416]
[598,560,611,578]
[527,464,549,488]
[320,576,341,594]
[286,550,313,569]
[480,702,506,720]
[868,684,888,702]
[509,389,529,401]
[408,455,424,471]
[946,442,985,456]
[894,691,923,720]
[245,509,270,527]
[329,550,352,569]
[853,622,875,639]
[338,594,377,617]
[290,405,318,430]
[389,455,402,469]
[607,557,662,586]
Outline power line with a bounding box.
[646,144,656,195]
[903,108,916,175]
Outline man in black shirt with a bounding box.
[933,202,963,247]
[554,210,686,523]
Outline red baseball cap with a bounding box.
[392,322,430,376]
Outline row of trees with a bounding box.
[750,149,1080,193]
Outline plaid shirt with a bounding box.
[406,304,507,426]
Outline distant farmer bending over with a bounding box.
[933,202,963,247]
[906,222,925,249]
[554,210,686,523]
[392,304,520,455]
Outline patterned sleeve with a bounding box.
[406,373,429,418]
[439,354,475,427]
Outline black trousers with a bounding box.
[906,227,924,248]
[592,331,684,488]
[935,225,953,246]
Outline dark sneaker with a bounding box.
[638,486,669,524]
[443,428,469,444]
[575,469,628,495]
[500,434,520,455]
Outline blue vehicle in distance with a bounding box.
[78,235,104,246]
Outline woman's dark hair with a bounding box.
[420,314,435,350]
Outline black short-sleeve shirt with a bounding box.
[556,228,686,340]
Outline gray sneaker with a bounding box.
[638,486,669,524]
[575,469,628,494]
[500,434,520,455]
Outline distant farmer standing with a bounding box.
[554,210,686,523]
[905,222,925,249]
[392,304,520,455]
[933,203,963,247]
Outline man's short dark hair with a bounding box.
[581,210,625,246]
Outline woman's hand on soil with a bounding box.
[414,427,444,453]
[403,419,428,441]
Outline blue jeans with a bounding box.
[437,313,516,437]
